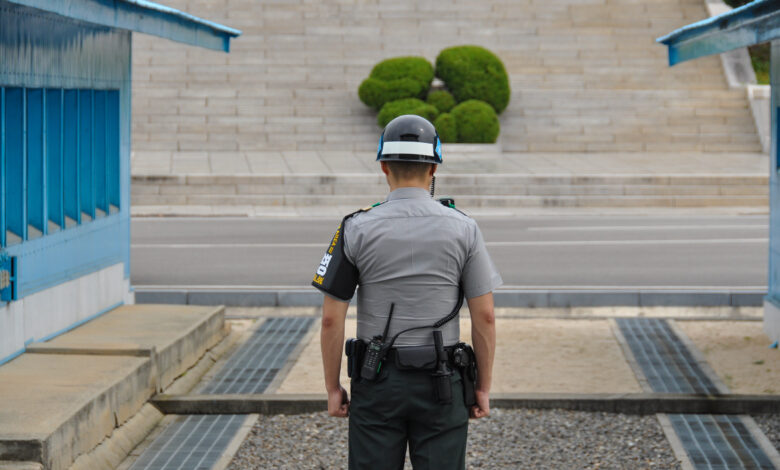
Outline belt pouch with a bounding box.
[345,338,365,378]
[394,345,437,370]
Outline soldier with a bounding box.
[312,114,501,469]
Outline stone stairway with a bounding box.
[130,0,765,210]
[131,173,767,209]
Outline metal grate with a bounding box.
[616,318,719,394]
[617,318,775,469]
[129,317,314,470]
[201,316,314,394]
[129,415,244,470]
[669,414,774,469]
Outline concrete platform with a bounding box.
[0,304,226,470]
[26,305,226,390]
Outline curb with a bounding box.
[150,393,780,416]
[134,288,766,308]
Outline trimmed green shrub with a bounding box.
[358,57,434,110]
[426,90,456,113]
[450,100,499,143]
[434,113,457,143]
[435,46,511,114]
[359,78,427,110]
[377,98,439,128]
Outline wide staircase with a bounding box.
[130,0,766,211]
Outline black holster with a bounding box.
[451,342,478,407]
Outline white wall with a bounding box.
[0,263,133,362]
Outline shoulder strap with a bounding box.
[438,197,469,217]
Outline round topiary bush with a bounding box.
[426,90,456,113]
[359,78,427,110]
[371,56,434,84]
[435,46,511,114]
[377,98,439,127]
[434,113,457,143]
[358,57,434,110]
[450,100,499,143]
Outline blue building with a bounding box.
[0,0,239,364]
[658,0,780,343]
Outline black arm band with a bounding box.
[311,215,360,301]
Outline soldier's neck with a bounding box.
[387,180,431,192]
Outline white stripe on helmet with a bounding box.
[381,141,434,157]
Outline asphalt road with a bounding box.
[130,215,768,289]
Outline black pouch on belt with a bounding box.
[345,338,365,379]
[452,343,478,407]
[393,345,438,370]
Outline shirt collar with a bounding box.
[386,187,431,202]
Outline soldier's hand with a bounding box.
[327,385,350,418]
[470,389,490,419]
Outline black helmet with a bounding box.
[376,115,442,165]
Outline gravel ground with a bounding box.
[228,409,681,469]
[753,414,780,452]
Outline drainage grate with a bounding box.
[616,318,719,394]
[129,317,314,470]
[617,318,776,470]
[201,316,314,394]
[668,414,774,469]
[129,415,244,470]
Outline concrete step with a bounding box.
[131,173,769,208]
[130,194,767,209]
[0,305,226,470]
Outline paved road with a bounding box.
[130,215,768,289]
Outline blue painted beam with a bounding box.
[657,0,780,66]
[1,88,5,247]
[63,90,80,225]
[5,0,240,52]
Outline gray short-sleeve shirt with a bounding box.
[342,187,502,347]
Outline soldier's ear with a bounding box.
[380,161,390,176]
[430,164,437,176]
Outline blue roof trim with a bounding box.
[5,0,241,52]
[656,0,780,65]
[123,0,241,37]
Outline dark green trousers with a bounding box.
[348,361,469,470]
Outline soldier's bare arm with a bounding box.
[467,292,496,419]
[321,295,350,417]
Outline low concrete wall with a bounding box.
[0,263,133,364]
[748,84,771,154]
[764,299,780,343]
